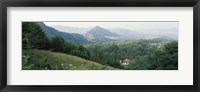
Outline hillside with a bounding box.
[22,49,117,70]
[37,22,89,44]
[84,39,178,70]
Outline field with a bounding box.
[22,49,117,70]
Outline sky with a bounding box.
[44,21,179,34]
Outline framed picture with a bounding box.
[1,0,200,92]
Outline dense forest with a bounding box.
[22,22,178,70]
[87,40,178,70]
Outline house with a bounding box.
[119,59,131,65]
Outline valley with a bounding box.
[22,22,178,70]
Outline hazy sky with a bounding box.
[44,21,179,34]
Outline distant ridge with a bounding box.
[38,23,178,44]
[37,22,89,44]
[51,25,90,34]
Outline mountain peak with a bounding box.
[94,26,102,28]
[91,26,105,31]
[87,26,119,38]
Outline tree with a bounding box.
[51,36,65,52]
[22,22,50,50]
[151,41,178,70]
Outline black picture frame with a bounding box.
[0,0,200,92]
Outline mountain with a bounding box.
[108,28,145,40]
[109,28,178,40]
[87,26,119,38]
[37,22,177,44]
[37,22,89,44]
[51,25,91,34]
[83,26,120,43]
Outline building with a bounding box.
[119,59,131,65]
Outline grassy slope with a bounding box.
[22,49,117,70]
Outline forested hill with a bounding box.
[86,40,178,70]
[37,22,89,44]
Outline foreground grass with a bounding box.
[22,49,117,70]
